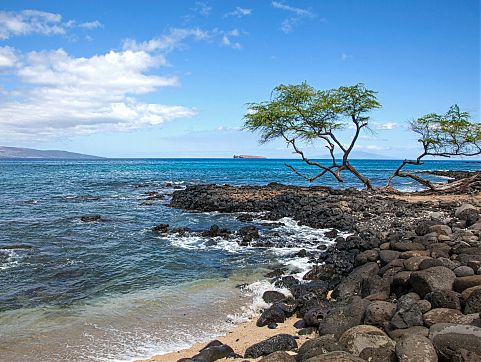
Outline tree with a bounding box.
[385,104,481,190]
[243,82,381,189]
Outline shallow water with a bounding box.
[0,158,478,360]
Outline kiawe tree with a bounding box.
[385,104,481,191]
[243,82,381,189]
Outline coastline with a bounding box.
[138,173,481,361]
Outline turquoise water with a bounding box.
[0,158,479,361]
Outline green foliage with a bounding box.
[411,104,481,156]
[244,82,381,144]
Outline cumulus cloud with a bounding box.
[0,48,196,140]
[272,1,317,33]
[0,9,100,39]
[0,46,17,67]
[225,7,252,18]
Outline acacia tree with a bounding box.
[244,82,381,189]
[385,104,481,190]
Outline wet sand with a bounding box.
[138,316,311,362]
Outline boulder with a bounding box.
[423,308,463,327]
[297,335,343,362]
[410,266,456,297]
[379,250,401,266]
[359,344,396,362]
[420,256,456,270]
[464,287,481,314]
[403,256,432,271]
[395,335,438,362]
[391,242,425,252]
[304,305,329,327]
[455,203,479,227]
[354,250,379,266]
[454,275,481,292]
[425,290,461,310]
[304,351,365,362]
[339,325,395,357]
[256,304,286,327]
[390,294,423,329]
[262,291,287,304]
[192,342,234,362]
[429,225,452,236]
[429,323,481,360]
[387,326,429,340]
[318,296,370,338]
[244,334,298,359]
[454,266,475,277]
[363,301,396,327]
[332,262,379,300]
[259,351,296,362]
[417,299,432,314]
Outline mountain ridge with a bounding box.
[0,146,103,159]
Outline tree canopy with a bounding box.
[386,104,481,190]
[244,82,380,189]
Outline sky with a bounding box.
[0,0,479,158]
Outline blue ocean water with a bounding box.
[0,158,479,361]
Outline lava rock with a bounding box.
[302,351,365,361]
[454,275,481,292]
[192,342,234,362]
[259,351,296,362]
[387,326,429,340]
[390,294,423,329]
[395,335,437,362]
[262,291,287,304]
[364,301,396,327]
[332,262,379,300]
[464,288,481,314]
[429,323,481,360]
[80,215,102,222]
[339,325,395,357]
[244,334,298,359]
[297,335,343,362]
[318,296,370,339]
[425,290,461,310]
[256,304,286,327]
[410,266,456,298]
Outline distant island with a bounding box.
[0,146,103,159]
[233,155,266,159]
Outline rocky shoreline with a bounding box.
[154,177,481,361]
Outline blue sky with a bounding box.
[0,0,479,158]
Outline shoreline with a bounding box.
[138,316,311,362]
[139,174,481,361]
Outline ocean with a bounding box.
[0,158,479,361]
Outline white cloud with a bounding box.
[376,122,398,130]
[340,53,351,61]
[123,28,210,53]
[272,1,313,17]
[355,144,388,151]
[271,1,317,33]
[0,46,17,67]
[0,48,196,140]
[78,20,103,29]
[225,7,252,18]
[193,1,211,16]
[221,29,242,49]
[0,10,100,39]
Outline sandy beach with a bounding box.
[138,316,311,362]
